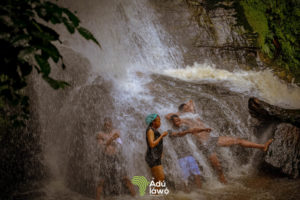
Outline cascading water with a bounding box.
[31,0,300,199]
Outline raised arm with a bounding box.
[105,131,120,146]
[165,112,178,120]
[186,100,196,113]
[147,129,168,148]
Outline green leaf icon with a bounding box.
[131,176,150,196]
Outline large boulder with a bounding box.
[264,123,300,178]
[248,97,300,128]
[248,97,300,178]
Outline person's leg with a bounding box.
[218,136,273,151]
[178,157,189,182]
[178,157,191,192]
[194,175,202,189]
[151,165,165,182]
[208,153,227,184]
[187,156,202,189]
[122,176,136,196]
[96,179,104,200]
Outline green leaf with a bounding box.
[35,54,51,76]
[33,42,61,63]
[295,8,300,17]
[62,8,80,27]
[30,20,60,41]
[42,76,70,89]
[19,62,32,77]
[62,17,75,34]
[77,27,101,47]
[44,2,63,24]
[11,34,31,44]
[18,47,35,58]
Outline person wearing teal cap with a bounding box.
[145,113,168,183]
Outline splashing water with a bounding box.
[164,62,300,108]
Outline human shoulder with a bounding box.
[111,129,120,134]
[97,131,106,138]
[147,127,154,134]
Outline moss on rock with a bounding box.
[239,0,300,83]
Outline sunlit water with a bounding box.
[27,0,300,200]
[164,62,300,109]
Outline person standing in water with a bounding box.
[145,114,168,183]
[168,128,203,191]
[96,117,135,200]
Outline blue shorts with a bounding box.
[178,156,201,181]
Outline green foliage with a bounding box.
[0,0,100,197]
[240,1,270,54]
[239,0,300,82]
[0,0,100,122]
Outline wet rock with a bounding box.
[248,97,300,128]
[150,0,258,70]
[265,123,300,178]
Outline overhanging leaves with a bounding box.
[35,54,51,76]
[1,0,101,124]
[77,27,101,47]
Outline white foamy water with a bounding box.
[164,62,300,108]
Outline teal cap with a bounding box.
[145,113,158,125]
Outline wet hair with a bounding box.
[178,103,186,111]
[103,117,112,130]
[170,114,179,121]
[104,117,112,123]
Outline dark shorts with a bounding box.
[98,154,126,182]
[199,137,219,155]
[145,156,162,168]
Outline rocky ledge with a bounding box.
[248,97,300,178]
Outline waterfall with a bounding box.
[31,0,300,199]
[164,62,300,108]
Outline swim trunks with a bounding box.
[197,136,219,155]
[178,156,201,181]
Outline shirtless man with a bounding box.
[165,99,196,120]
[167,101,273,184]
[96,117,135,200]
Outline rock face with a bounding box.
[248,97,300,178]
[150,0,258,71]
[265,123,300,178]
[248,97,300,128]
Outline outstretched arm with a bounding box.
[173,127,211,136]
[190,127,211,134]
[170,130,190,137]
